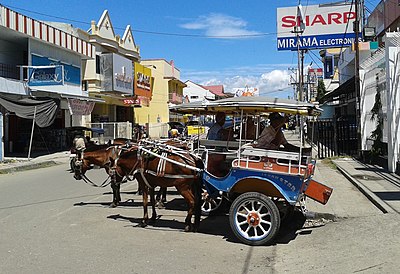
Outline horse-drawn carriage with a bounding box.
[72,96,332,246]
[169,96,333,245]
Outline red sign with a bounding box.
[123,98,141,105]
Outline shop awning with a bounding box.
[0,77,28,96]
[0,94,59,127]
[320,76,355,103]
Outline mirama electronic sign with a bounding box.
[277,3,357,51]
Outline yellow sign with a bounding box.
[134,62,152,98]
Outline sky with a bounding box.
[0,0,381,98]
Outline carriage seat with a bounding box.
[240,148,300,161]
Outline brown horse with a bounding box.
[111,142,203,232]
[73,138,134,207]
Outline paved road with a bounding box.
[0,162,399,273]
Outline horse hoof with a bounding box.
[156,201,165,209]
[149,216,157,224]
[184,225,191,232]
[140,221,148,228]
[109,203,118,208]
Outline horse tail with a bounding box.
[193,158,204,231]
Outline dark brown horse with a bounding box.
[73,138,134,207]
[111,143,203,232]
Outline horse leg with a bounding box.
[176,184,196,232]
[110,180,119,208]
[155,187,167,209]
[140,182,149,228]
[149,187,157,223]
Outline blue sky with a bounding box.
[1,0,380,98]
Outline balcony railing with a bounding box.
[0,63,20,80]
[169,92,182,104]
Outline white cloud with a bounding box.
[182,66,294,98]
[180,13,262,39]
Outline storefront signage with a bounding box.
[123,97,141,105]
[134,62,152,98]
[28,66,64,86]
[29,54,81,86]
[112,54,133,95]
[277,3,357,50]
[67,99,95,115]
[100,53,133,94]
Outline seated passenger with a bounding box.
[207,112,226,140]
[254,112,311,154]
[206,112,230,177]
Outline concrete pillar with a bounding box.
[385,33,400,172]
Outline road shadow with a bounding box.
[374,191,400,201]
[106,208,316,246]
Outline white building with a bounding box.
[183,80,215,102]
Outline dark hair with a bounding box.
[269,112,284,121]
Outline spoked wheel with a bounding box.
[201,188,224,216]
[229,192,280,246]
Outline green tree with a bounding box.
[316,79,326,103]
[370,84,384,158]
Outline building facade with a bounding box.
[0,5,97,155]
[134,59,186,125]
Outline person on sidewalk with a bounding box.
[254,112,311,154]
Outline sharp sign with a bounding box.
[277,3,357,51]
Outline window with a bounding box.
[95,55,100,74]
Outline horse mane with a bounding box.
[84,144,109,152]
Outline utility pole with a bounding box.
[354,0,362,157]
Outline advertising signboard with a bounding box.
[100,53,133,95]
[277,3,356,51]
[112,54,133,95]
[67,99,95,115]
[134,62,152,98]
[29,54,80,86]
[233,87,259,97]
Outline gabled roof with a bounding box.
[97,10,116,40]
[121,25,139,52]
[202,85,226,97]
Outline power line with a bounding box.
[3,3,290,39]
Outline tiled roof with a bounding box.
[202,85,226,97]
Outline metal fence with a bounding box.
[86,122,132,143]
[307,118,358,159]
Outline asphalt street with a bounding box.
[0,162,399,273]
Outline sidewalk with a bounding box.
[284,130,398,216]
[333,158,400,214]
[0,151,70,174]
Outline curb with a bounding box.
[0,160,60,174]
[335,164,395,214]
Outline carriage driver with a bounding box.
[72,131,87,160]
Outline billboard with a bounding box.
[233,87,259,97]
[134,62,152,98]
[30,54,80,86]
[100,53,133,95]
[277,3,357,51]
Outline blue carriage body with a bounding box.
[202,167,306,205]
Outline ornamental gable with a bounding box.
[97,10,115,40]
[122,25,138,52]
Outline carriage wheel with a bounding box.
[201,188,224,216]
[229,192,280,246]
